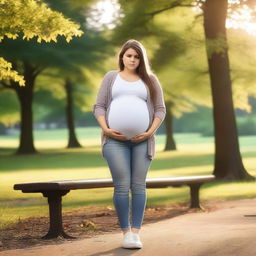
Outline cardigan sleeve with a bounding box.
[93,72,111,119]
[150,74,166,121]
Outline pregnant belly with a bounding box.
[108,97,150,139]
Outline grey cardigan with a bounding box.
[93,70,166,160]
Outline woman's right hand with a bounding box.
[103,128,127,141]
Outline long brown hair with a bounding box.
[118,39,156,103]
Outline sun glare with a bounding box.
[194,0,256,36]
[87,0,256,36]
[227,3,256,36]
[86,0,123,31]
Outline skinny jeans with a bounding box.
[103,138,151,229]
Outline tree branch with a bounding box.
[148,2,196,17]
[33,66,46,77]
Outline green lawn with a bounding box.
[0,128,255,229]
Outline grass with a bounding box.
[0,127,256,229]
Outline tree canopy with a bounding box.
[0,0,83,85]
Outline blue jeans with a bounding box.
[103,138,151,229]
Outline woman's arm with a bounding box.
[96,115,127,141]
[151,74,166,121]
[147,117,162,136]
[94,72,127,141]
[131,74,166,143]
[130,117,161,143]
[93,73,109,119]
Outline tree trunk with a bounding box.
[164,101,177,151]
[65,79,82,148]
[203,0,253,180]
[14,63,37,154]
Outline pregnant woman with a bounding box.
[93,39,166,249]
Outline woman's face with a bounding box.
[122,48,140,71]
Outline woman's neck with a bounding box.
[119,69,140,82]
[121,68,137,76]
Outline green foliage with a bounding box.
[173,104,256,137]
[32,88,96,125]
[237,116,256,136]
[205,34,228,57]
[0,0,111,135]
[228,29,256,111]
[0,57,25,85]
[154,9,212,115]
[0,0,83,85]
[0,0,83,43]
[33,89,65,123]
[173,106,212,134]
[0,89,20,125]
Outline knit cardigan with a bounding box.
[93,70,166,160]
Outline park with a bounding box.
[1,0,256,255]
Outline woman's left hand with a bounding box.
[130,132,152,143]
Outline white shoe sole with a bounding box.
[122,242,142,249]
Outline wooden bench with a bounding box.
[14,175,215,239]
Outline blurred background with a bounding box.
[0,0,256,231]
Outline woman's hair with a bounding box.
[118,39,156,102]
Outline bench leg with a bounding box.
[189,183,202,208]
[42,190,74,239]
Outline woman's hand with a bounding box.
[103,128,127,141]
[130,132,152,143]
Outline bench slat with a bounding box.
[14,175,215,192]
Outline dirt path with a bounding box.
[1,198,256,256]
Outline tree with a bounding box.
[0,33,108,152]
[202,0,253,180]
[0,0,82,84]
[164,101,177,150]
[42,0,111,148]
[0,0,83,153]
[0,0,110,153]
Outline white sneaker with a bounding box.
[122,231,136,249]
[132,233,143,249]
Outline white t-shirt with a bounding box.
[108,74,150,139]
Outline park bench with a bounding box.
[14,175,215,239]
